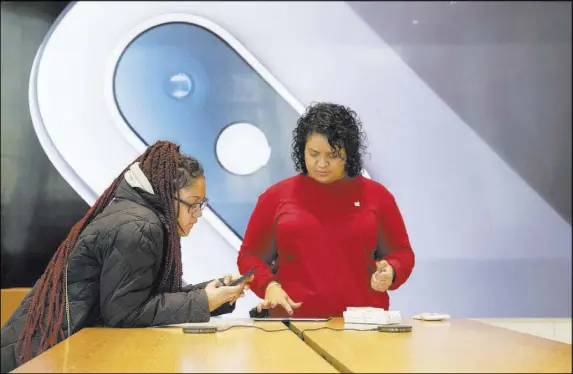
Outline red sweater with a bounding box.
[237,174,415,318]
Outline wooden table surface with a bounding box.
[12,321,337,373]
[289,318,572,373]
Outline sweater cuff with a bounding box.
[389,264,397,284]
[385,258,401,291]
[252,276,278,298]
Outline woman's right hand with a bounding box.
[204,279,246,312]
[257,282,302,316]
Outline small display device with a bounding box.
[377,324,412,333]
[219,270,256,287]
[182,326,218,334]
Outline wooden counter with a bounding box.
[13,321,337,373]
[289,318,572,373]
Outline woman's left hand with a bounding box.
[371,260,394,292]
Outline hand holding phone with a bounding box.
[204,270,255,311]
[205,279,246,311]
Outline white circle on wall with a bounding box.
[216,122,271,175]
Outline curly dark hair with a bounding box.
[291,102,367,177]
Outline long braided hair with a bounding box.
[16,140,204,363]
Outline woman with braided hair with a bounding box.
[1,140,250,372]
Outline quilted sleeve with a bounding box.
[182,281,211,292]
[99,220,210,327]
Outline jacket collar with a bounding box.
[114,180,166,218]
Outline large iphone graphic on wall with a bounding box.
[31,4,371,255]
[109,14,305,247]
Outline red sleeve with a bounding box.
[372,189,415,291]
[237,190,278,298]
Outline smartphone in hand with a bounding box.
[219,270,256,287]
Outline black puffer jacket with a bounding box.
[1,180,234,372]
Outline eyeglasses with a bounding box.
[178,197,208,214]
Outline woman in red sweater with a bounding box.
[237,102,415,318]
